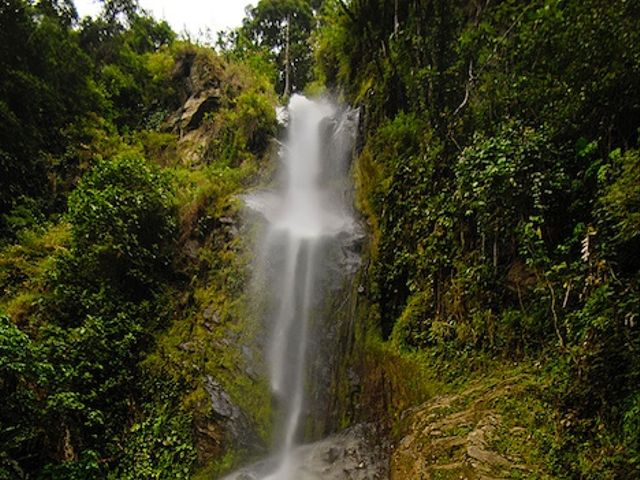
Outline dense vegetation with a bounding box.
[1,0,276,478]
[1,0,639,478]
[313,0,640,477]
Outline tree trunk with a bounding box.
[394,0,399,35]
[284,14,291,98]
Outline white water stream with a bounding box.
[229,95,359,479]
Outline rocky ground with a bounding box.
[221,423,389,480]
[390,374,549,480]
[216,372,550,480]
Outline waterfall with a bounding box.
[228,95,360,479]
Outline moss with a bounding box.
[136,57,277,472]
[326,257,447,432]
[135,130,179,166]
[0,222,71,324]
[4,291,39,325]
[191,448,246,480]
[389,289,435,349]
[386,356,557,479]
[353,146,385,257]
[489,374,556,478]
[142,219,272,471]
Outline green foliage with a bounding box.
[39,451,103,480]
[623,392,640,458]
[456,124,566,239]
[0,0,96,226]
[0,315,52,479]
[0,0,179,237]
[389,290,434,349]
[21,154,179,476]
[76,0,176,129]
[315,0,640,476]
[224,0,316,96]
[0,0,278,477]
[207,91,277,166]
[67,154,175,287]
[598,148,640,247]
[108,405,196,480]
[0,154,184,477]
[1,196,47,238]
[2,0,638,476]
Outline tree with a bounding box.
[0,0,95,231]
[66,154,176,294]
[77,1,175,129]
[240,0,315,96]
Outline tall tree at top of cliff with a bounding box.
[239,0,315,97]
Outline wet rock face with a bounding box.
[194,376,263,463]
[204,376,260,451]
[292,424,388,480]
[222,423,389,480]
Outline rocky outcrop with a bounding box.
[166,50,224,133]
[178,94,220,132]
[193,376,263,464]
[163,49,227,165]
[204,376,258,449]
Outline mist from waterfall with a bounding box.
[235,95,359,480]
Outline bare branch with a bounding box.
[453,59,474,117]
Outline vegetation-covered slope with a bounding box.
[1,1,277,478]
[313,0,640,477]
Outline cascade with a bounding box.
[225,95,360,479]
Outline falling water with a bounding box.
[230,95,360,480]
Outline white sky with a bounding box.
[74,0,253,42]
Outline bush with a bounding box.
[67,153,176,289]
[0,314,52,478]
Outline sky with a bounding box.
[74,0,253,42]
